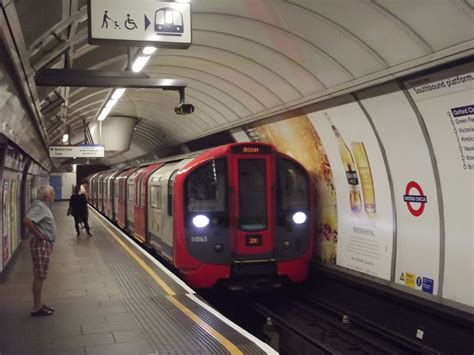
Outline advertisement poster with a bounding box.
[10,179,18,254]
[357,82,441,295]
[246,115,339,263]
[308,101,395,280]
[0,179,3,272]
[404,63,474,306]
[2,179,10,269]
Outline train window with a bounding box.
[168,170,178,216]
[128,183,134,202]
[277,158,308,210]
[115,181,119,198]
[135,176,142,207]
[238,159,267,231]
[150,185,161,209]
[139,175,146,208]
[186,159,226,212]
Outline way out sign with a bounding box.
[49,145,105,158]
[88,0,191,48]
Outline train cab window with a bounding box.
[186,160,226,212]
[168,170,178,216]
[150,185,161,209]
[238,159,267,231]
[277,159,308,210]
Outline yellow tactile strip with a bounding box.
[90,210,266,354]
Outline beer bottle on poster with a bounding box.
[326,115,362,212]
[351,142,376,213]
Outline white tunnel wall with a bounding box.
[0,65,51,170]
[89,116,136,152]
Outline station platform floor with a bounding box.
[0,201,276,355]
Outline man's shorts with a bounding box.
[30,238,53,279]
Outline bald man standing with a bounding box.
[23,185,57,316]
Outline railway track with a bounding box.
[252,291,440,354]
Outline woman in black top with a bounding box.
[69,185,92,238]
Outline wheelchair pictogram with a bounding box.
[125,14,138,30]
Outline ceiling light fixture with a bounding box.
[62,133,69,143]
[142,46,157,55]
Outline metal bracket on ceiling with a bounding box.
[34,68,186,90]
[39,92,65,116]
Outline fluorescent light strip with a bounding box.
[112,88,126,100]
[105,99,117,108]
[97,106,112,121]
[97,46,152,122]
[132,56,150,73]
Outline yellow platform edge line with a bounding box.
[91,212,244,355]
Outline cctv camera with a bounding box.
[175,103,195,115]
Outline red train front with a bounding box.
[173,143,312,288]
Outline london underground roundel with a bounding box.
[403,181,427,217]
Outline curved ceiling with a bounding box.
[2,0,473,166]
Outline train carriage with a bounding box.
[172,143,312,288]
[147,158,194,260]
[88,143,312,289]
[97,171,110,213]
[103,170,121,219]
[127,163,164,243]
[88,172,101,207]
[114,167,137,228]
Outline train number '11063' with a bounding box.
[191,235,208,243]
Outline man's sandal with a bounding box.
[31,305,53,316]
[43,304,54,312]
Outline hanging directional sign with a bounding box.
[88,0,191,48]
[49,145,105,158]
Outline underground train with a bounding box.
[88,142,313,289]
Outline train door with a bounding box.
[118,177,126,227]
[228,153,275,260]
[101,173,109,212]
[50,175,62,200]
[148,160,188,258]
[160,168,180,250]
[105,173,113,217]
[134,172,145,241]
[126,176,135,232]
[113,178,120,222]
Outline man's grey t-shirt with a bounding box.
[25,200,57,242]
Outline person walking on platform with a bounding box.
[79,179,89,200]
[23,185,57,316]
[79,179,89,230]
[70,185,92,238]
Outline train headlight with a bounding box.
[193,215,210,228]
[292,212,307,224]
